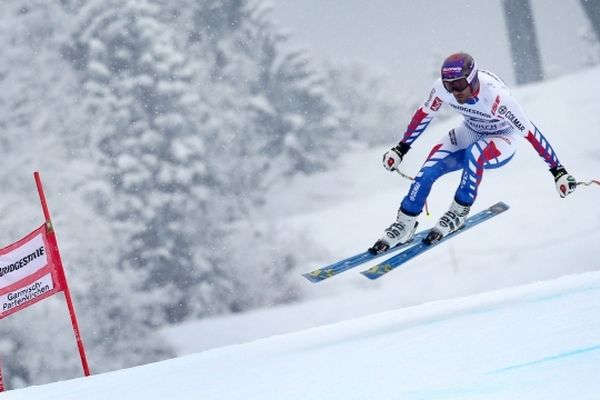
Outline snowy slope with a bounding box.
[4,66,599,399]
[4,271,600,399]
[163,66,600,355]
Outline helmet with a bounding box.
[440,52,479,93]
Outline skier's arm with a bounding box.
[400,83,445,147]
[496,95,559,167]
[497,95,577,197]
[383,83,444,171]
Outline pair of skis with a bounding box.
[303,202,509,282]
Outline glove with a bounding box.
[382,142,411,171]
[550,165,577,198]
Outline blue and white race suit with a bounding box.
[398,70,560,215]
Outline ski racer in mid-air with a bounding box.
[369,52,577,254]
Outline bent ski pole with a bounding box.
[395,169,430,216]
[577,179,600,187]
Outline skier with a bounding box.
[369,52,577,254]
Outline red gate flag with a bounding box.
[0,224,64,319]
[0,172,90,391]
[0,172,90,392]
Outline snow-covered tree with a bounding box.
[184,0,345,186]
[65,0,221,325]
[64,0,306,324]
[0,0,173,387]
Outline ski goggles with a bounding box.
[442,77,470,93]
[442,60,478,93]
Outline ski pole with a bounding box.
[577,179,600,187]
[395,169,430,216]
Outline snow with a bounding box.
[4,271,600,399]
[3,63,600,398]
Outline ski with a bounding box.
[361,202,510,280]
[302,228,431,283]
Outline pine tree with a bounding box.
[184,0,344,187]
[65,0,219,324]
[0,0,174,387]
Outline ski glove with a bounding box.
[382,142,411,171]
[550,165,577,198]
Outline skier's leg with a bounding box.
[454,133,519,206]
[425,131,519,244]
[400,127,474,215]
[370,128,467,254]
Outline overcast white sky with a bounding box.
[272,0,594,94]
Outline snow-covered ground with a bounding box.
[3,67,599,398]
[5,271,600,399]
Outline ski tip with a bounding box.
[360,270,387,280]
[360,264,392,280]
[491,201,510,213]
[360,271,380,280]
[302,272,324,283]
[302,268,338,282]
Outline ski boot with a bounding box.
[424,199,470,245]
[369,209,418,254]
